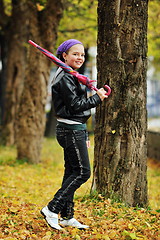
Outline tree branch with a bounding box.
[39,0,64,49]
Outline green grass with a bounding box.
[0,136,159,209]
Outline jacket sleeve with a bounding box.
[59,74,102,113]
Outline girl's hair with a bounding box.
[58,54,65,62]
[57,49,69,63]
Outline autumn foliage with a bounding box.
[0,137,159,240]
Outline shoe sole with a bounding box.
[40,210,62,230]
[60,223,89,230]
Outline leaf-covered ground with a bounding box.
[0,137,159,240]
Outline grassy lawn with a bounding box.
[0,137,159,239]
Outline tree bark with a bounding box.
[0,0,8,128]
[0,1,28,145]
[92,0,148,207]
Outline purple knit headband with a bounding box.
[57,39,83,55]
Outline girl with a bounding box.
[41,39,107,230]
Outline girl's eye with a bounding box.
[73,53,85,57]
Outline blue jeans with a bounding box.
[48,125,91,219]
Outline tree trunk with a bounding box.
[0,0,63,149]
[0,33,7,127]
[92,0,148,207]
[1,1,28,145]
[16,0,63,163]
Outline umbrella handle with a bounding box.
[93,85,111,96]
[104,85,111,96]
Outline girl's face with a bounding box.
[62,44,85,69]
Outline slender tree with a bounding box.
[92,0,148,207]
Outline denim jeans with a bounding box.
[48,125,91,219]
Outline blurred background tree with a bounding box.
[148,0,160,65]
[0,0,63,163]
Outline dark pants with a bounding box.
[48,126,91,219]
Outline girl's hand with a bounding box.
[97,88,108,101]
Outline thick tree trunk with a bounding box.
[16,0,63,163]
[92,0,148,207]
[1,0,63,149]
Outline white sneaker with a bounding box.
[60,218,89,229]
[40,206,62,230]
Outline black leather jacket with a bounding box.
[52,68,101,124]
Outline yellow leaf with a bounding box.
[71,228,78,236]
[30,234,39,239]
[74,234,81,240]
[1,214,8,221]
[128,223,134,229]
[145,221,151,228]
[111,130,116,134]
[103,236,110,240]
[42,237,50,240]
[95,233,103,239]
[2,238,16,240]
[108,230,117,238]
[42,231,52,240]
[18,235,27,240]
[36,3,44,11]
[86,210,90,218]
[46,231,52,236]
[9,206,18,213]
